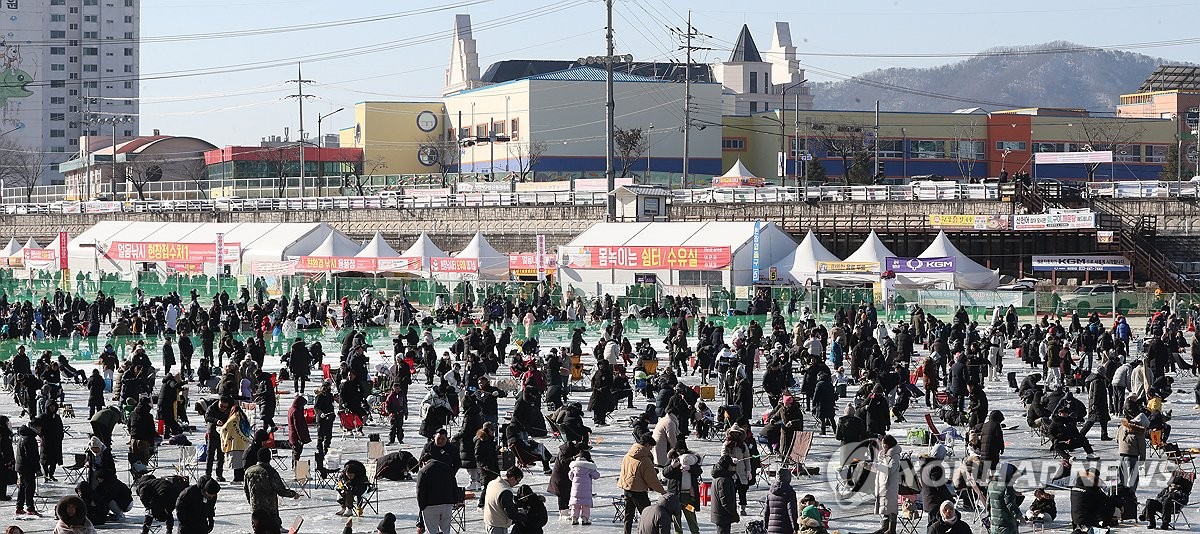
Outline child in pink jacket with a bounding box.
[567,450,601,525]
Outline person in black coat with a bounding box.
[14,424,39,515]
[203,397,232,481]
[547,441,582,518]
[512,483,549,534]
[1079,368,1111,440]
[0,415,14,501]
[949,355,968,412]
[288,338,312,394]
[86,370,106,418]
[158,373,183,437]
[252,371,277,433]
[588,360,614,425]
[864,386,891,436]
[33,402,64,483]
[129,397,157,471]
[176,476,221,534]
[162,336,177,376]
[179,335,195,380]
[135,473,188,534]
[338,370,369,418]
[813,374,839,435]
[975,410,1005,472]
[415,458,462,530]
[710,455,740,534]
[242,429,271,473]
[1070,468,1113,530]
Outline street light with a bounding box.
[315,107,344,197]
[646,123,654,180]
[780,79,808,186]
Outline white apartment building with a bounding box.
[0,0,140,184]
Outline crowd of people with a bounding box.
[1,282,1199,534]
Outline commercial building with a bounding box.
[1116,65,1200,178]
[723,108,1177,182]
[0,0,140,182]
[203,145,363,197]
[338,102,449,176]
[58,134,215,200]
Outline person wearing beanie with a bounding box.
[710,455,740,534]
[175,476,220,534]
[376,512,397,534]
[243,447,299,533]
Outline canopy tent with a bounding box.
[303,230,362,257]
[820,230,896,285]
[66,221,351,276]
[354,231,401,258]
[897,231,1000,290]
[558,221,796,293]
[0,238,19,258]
[398,233,447,273]
[767,230,839,285]
[440,232,509,281]
[713,159,765,187]
[15,238,40,257]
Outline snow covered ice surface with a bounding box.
[3,316,1194,534]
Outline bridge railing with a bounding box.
[1085,180,1200,199]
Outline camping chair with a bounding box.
[924,413,958,457]
[610,496,626,523]
[1151,429,1168,458]
[322,364,333,382]
[785,431,815,475]
[450,503,468,533]
[1173,469,1196,527]
[367,440,386,465]
[1168,446,1199,471]
[63,453,87,485]
[292,459,311,497]
[898,494,923,534]
[174,445,200,480]
[359,466,380,515]
[314,449,341,491]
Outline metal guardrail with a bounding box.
[0,183,1008,215]
[1086,180,1200,199]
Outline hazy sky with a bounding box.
[138,0,1200,145]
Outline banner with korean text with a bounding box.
[560,246,732,270]
[928,214,1009,230]
[884,256,956,274]
[430,257,480,273]
[107,242,241,264]
[1012,212,1096,230]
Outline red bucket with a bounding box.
[698,481,712,506]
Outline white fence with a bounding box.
[1086,180,1200,199]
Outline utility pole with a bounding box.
[604,0,616,220]
[674,11,709,190]
[286,63,315,198]
[874,100,881,182]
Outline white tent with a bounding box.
[0,238,19,258]
[355,231,401,258]
[897,231,1000,290]
[398,233,447,273]
[821,230,896,285]
[444,232,508,281]
[767,230,839,285]
[719,159,758,180]
[304,230,362,257]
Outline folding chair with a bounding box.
[786,431,815,475]
[367,441,385,464]
[292,459,311,497]
[450,503,468,533]
[610,496,626,523]
[924,413,958,457]
[1173,470,1196,527]
[898,494,923,534]
[174,445,200,480]
[359,479,380,515]
[314,449,342,491]
[1151,429,1167,458]
[63,453,87,485]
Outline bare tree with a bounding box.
[810,123,870,184]
[424,134,461,187]
[509,140,548,182]
[950,123,984,181]
[613,127,647,178]
[1074,117,1147,182]
[176,156,210,199]
[346,155,387,196]
[0,140,49,203]
[257,145,295,197]
[123,154,167,201]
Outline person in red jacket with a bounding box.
[287,396,310,468]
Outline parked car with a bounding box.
[997,277,1038,291]
[1058,284,1134,314]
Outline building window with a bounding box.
[84,0,97,5]
[84,81,98,88]
[492,121,505,136]
[125,0,133,6]
[69,72,78,79]
[50,80,66,88]
[124,130,134,137]
[51,30,66,38]
[69,105,78,112]
[83,47,98,56]
[50,47,66,55]
[84,15,97,22]
[764,72,770,94]
[721,138,746,151]
[123,65,132,72]
[50,113,65,121]
[124,81,133,89]
[124,48,133,56]
[995,141,1026,151]
[913,140,946,159]
[1115,145,1141,162]
[50,130,65,138]
[475,124,487,138]
[643,196,662,216]
[69,7,77,13]
[69,138,79,146]
[1146,145,1167,163]
[953,140,985,160]
[51,14,66,22]
[749,101,758,113]
[51,64,65,71]
[679,270,723,286]
[124,15,133,23]
[876,139,904,158]
[83,31,98,39]
[51,0,65,4]
[124,32,134,39]
[51,147,66,153]
[83,64,98,72]
[510,118,519,140]
[51,97,65,105]
[748,71,758,94]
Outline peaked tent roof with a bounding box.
[16,238,40,254]
[768,230,839,284]
[305,230,362,257]
[729,24,763,63]
[0,238,18,257]
[899,231,1000,290]
[845,230,896,263]
[400,233,447,260]
[450,232,509,281]
[719,159,759,179]
[355,231,401,258]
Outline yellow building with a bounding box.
[338,102,449,175]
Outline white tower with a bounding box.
[443,14,482,96]
[768,22,812,110]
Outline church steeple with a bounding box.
[443,14,482,96]
[728,24,762,63]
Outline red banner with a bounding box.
[166,262,205,274]
[107,241,241,263]
[430,257,479,273]
[294,256,424,273]
[508,254,558,270]
[58,232,68,269]
[561,246,731,270]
